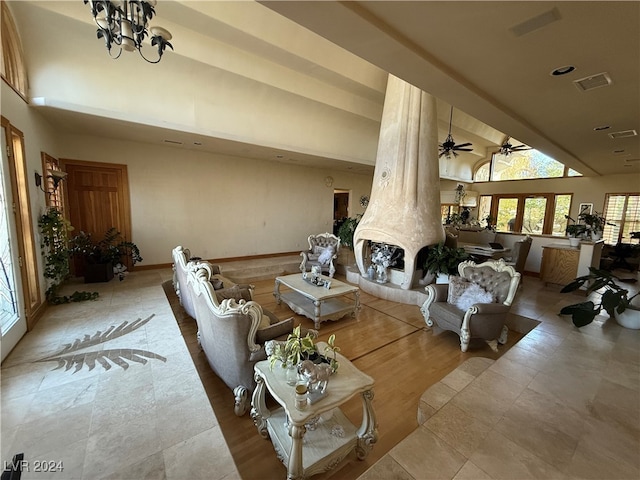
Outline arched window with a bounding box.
[474,162,490,182]
[1,1,28,99]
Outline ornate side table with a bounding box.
[251,343,377,480]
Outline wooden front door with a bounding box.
[60,159,132,275]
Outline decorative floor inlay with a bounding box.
[36,314,167,372]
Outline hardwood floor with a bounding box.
[165,275,524,480]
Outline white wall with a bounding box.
[58,133,373,265]
[14,1,383,167]
[1,81,62,297]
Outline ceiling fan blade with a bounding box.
[454,143,472,148]
[455,148,473,152]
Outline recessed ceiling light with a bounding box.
[551,65,575,76]
[593,125,610,131]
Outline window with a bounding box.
[495,197,518,232]
[41,153,64,210]
[552,194,572,235]
[478,195,492,226]
[603,193,640,245]
[491,150,565,181]
[474,162,490,182]
[522,197,547,235]
[1,1,28,99]
[440,205,460,224]
[489,193,572,235]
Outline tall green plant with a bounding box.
[337,214,362,249]
[38,208,98,304]
[69,228,142,265]
[423,243,469,276]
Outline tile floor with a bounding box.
[1,269,239,480]
[359,274,640,480]
[2,266,639,480]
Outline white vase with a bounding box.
[614,307,640,329]
[591,231,602,241]
[435,272,449,284]
[568,237,581,247]
[376,266,388,284]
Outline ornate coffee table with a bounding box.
[251,343,377,480]
[274,274,360,330]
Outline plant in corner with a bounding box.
[69,228,142,283]
[422,243,470,280]
[38,208,98,304]
[337,214,362,250]
[559,267,640,328]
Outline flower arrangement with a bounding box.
[370,242,398,274]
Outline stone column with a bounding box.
[354,74,444,289]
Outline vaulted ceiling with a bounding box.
[262,1,640,177]
[7,1,639,178]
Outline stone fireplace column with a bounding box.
[354,74,443,289]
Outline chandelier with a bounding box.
[84,1,173,64]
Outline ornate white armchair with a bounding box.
[421,259,521,352]
[299,232,341,278]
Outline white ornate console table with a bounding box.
[251,343,377,480]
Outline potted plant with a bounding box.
[421,242,470,284]
[565,215,586,246]
[268,325,340,373]
[578,211,611,240]
[38,208,99,303]
[69,227,142,283]
[337,214,361,250]
[559,267,640,329]
[336,214,362,267]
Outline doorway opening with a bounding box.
[333,190,349,236]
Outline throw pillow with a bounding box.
[215,285,251,303]
[447,276,469,305]
[457,283,494,311]
[210,277,224,290]
[318,246,335,265]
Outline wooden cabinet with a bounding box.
[541,245,579,286]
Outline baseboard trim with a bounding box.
[133,251,301,271]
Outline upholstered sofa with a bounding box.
[186,263,295,416]
[172,245,253,319]
[299,232,341,277]
[421,259,520,352]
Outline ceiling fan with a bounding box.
[499,136,532,156]
[439,106,473,158]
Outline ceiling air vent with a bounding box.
[573,72,612,92]
[608,130,637,139]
